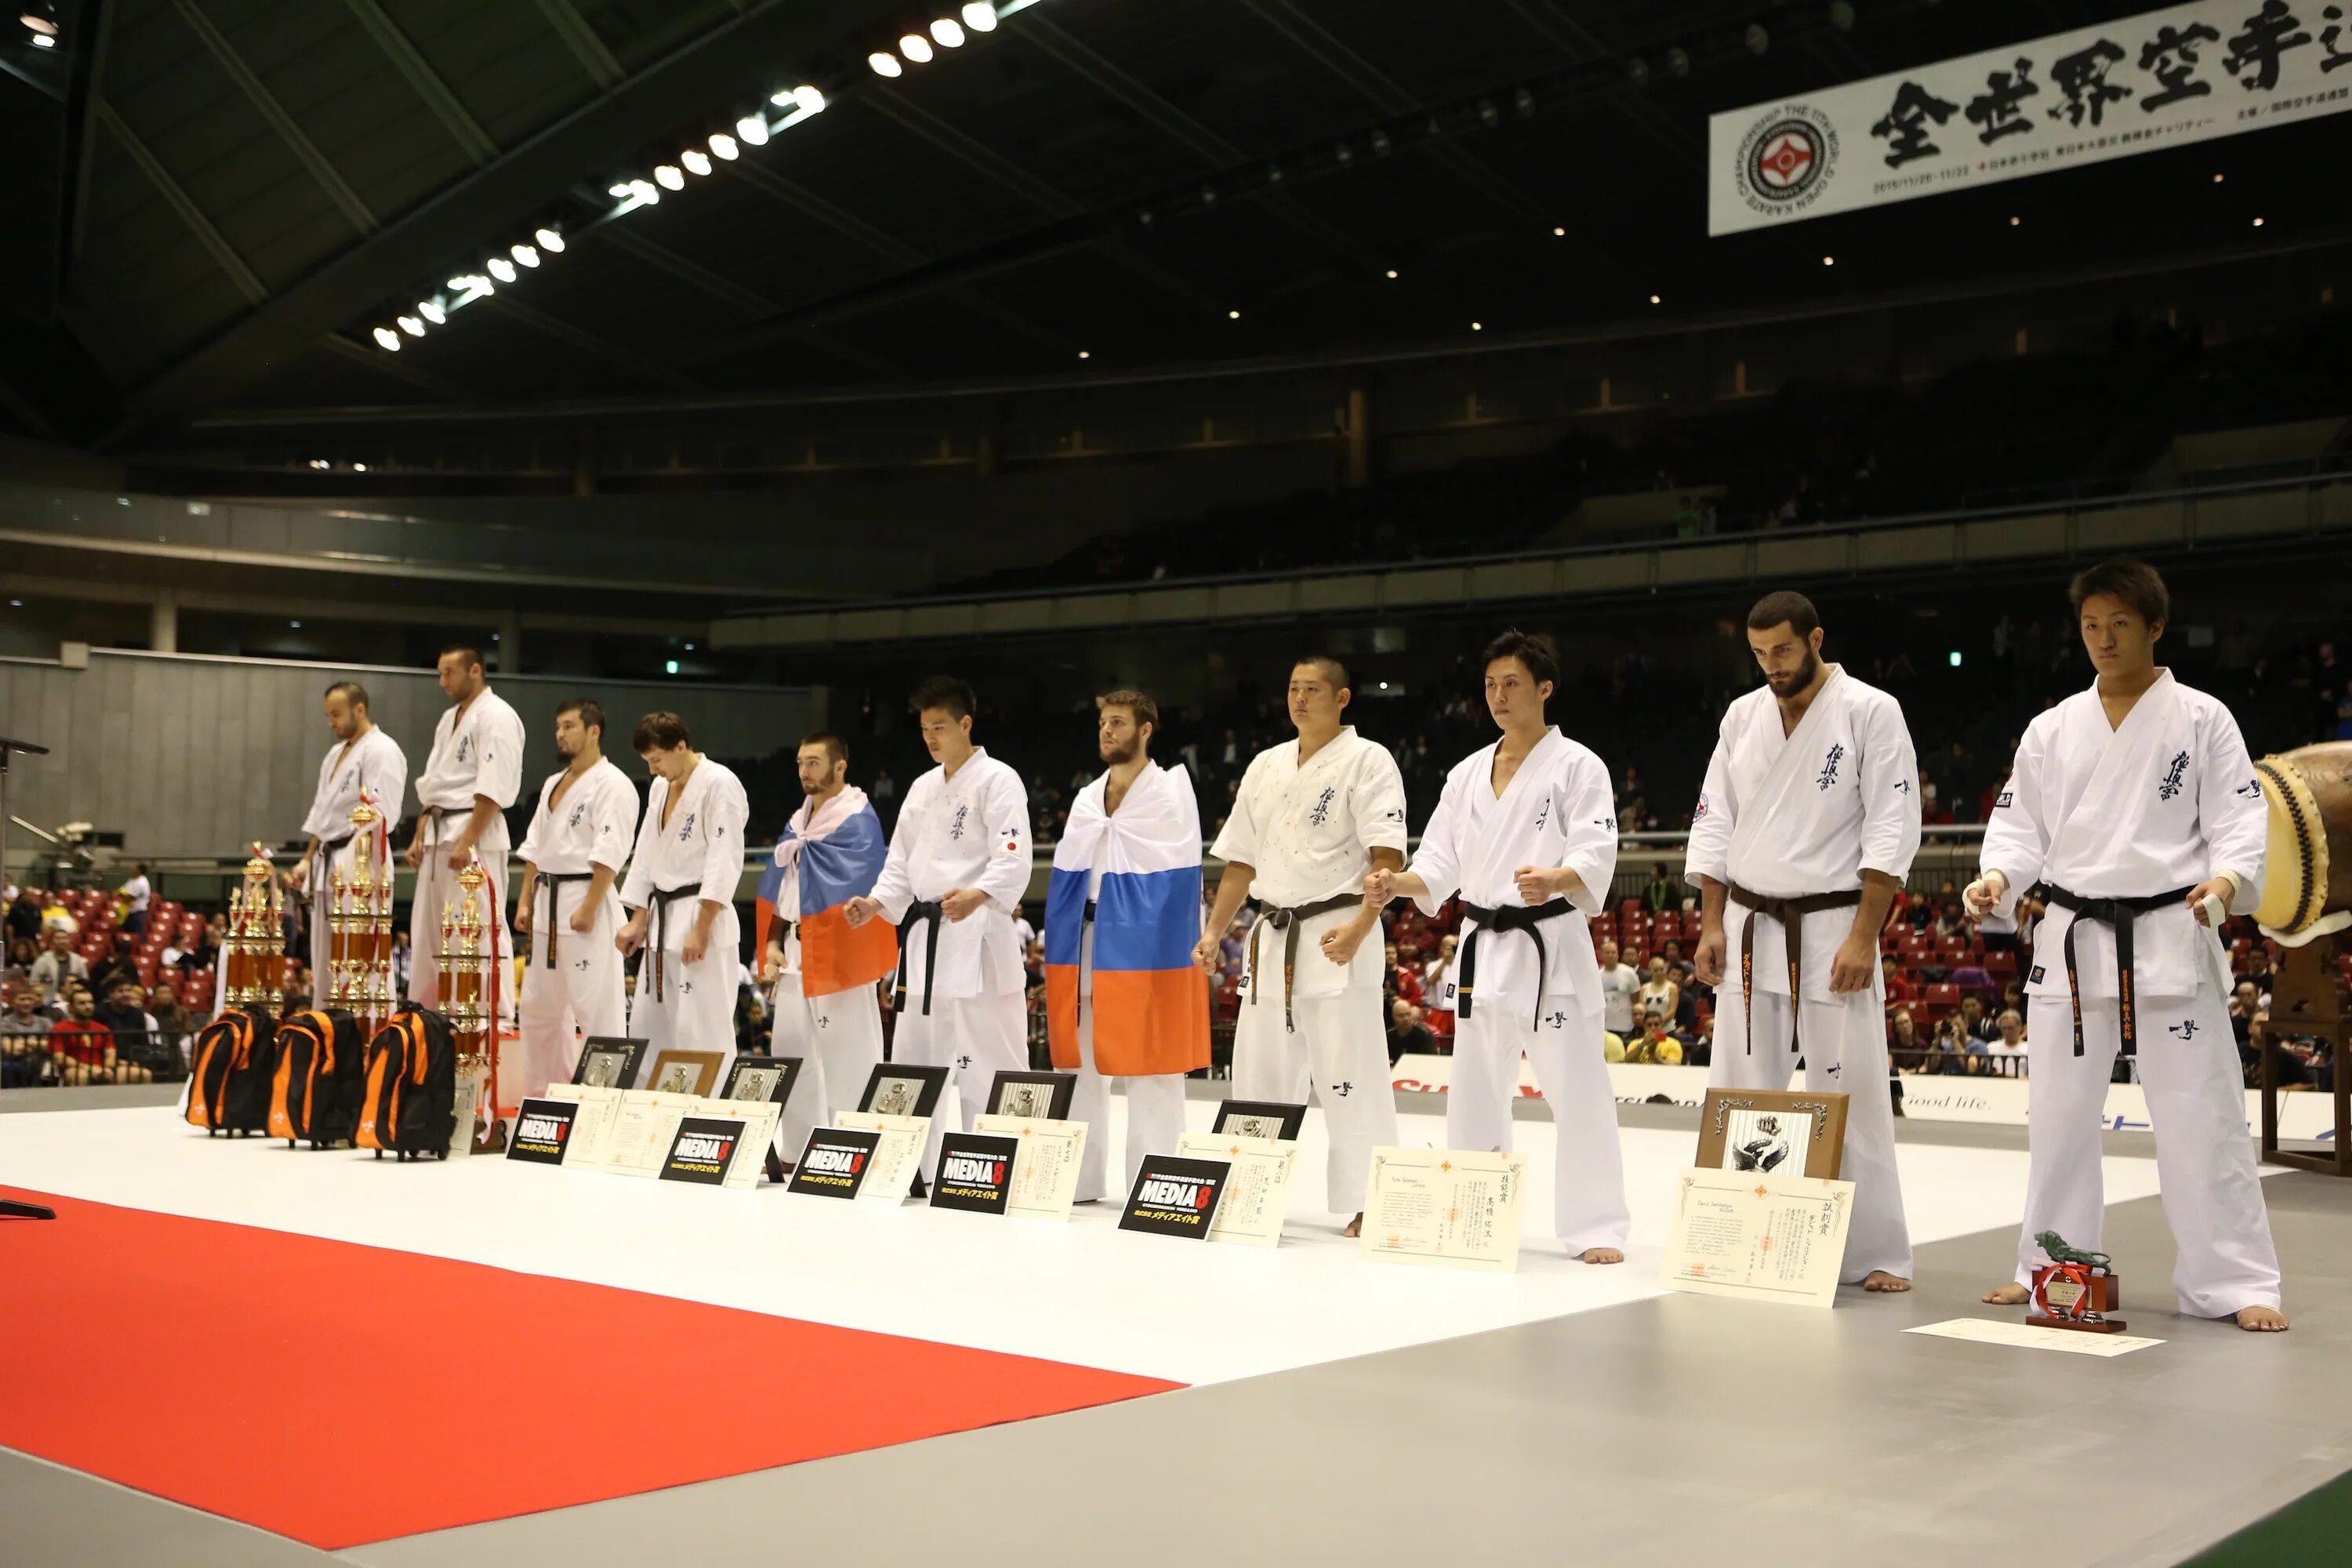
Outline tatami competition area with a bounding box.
[3,1086,2347,1567]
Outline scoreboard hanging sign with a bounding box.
[1709,0,2352,234]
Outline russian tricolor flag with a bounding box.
[760,789,898,999]
[1045,764,1210,1078]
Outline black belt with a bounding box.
[1724,882,1864,1054]
[2038,883,2192,1058]
[1458,899,1573,1029]
[538,873,592,968]
[893,900,946,1017]
[1245,894,1360,1033]
[644,884,699,1003]
[319,833,354,852]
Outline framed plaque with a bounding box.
[931,1133,1019,1215]
[572,1036,647,1091]
[1211,1099,1308,1142]
[1693,1088,1847,1181]
[644,1048,726,1098]
[1661,1169,1854,1309]
[1119,1155,1230,1240]
[719,1054,803,1109]
[1360,1147,1526,1272]
[788,1126,882,1199]
[506,1098,582,1165]
[1177,1132,1297,1247]
[832,1109,929,1202]
[973,1113,1087,1221]
[858,1062,947,1120]
[986,1070,1076,1121]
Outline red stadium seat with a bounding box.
[1926,983,1962,1007]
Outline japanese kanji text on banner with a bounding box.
[1708,0,2352,235]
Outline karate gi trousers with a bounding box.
[1070,1016,1190,1206]
[1232,982,1396,1215]
[891,985,1028,1180]
[1710,975,1912,1283]
[626,935,739,1088]
[2013,985,2281,1316]
[514,880,626,1100]
[408,823,514,1033]
[768,974,887,1167]
[1448,996,1630,1253]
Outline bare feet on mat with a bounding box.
[1981,1282,2031,1305]
[1860,1271,1911,1293]
[2236,1305,2289,1332]
[1343,1212,1363,1238]
[1579,1247,1624,1265]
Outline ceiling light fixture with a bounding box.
[309,459,328,470]
[681,148,712,176]
[1822,254,1835,266]
[372,327,401,350]
[20,13,58,34]
[1552,225,1566,236]
[709,132,739,160]
[418,300,445,324]
[962,1,997,30]
[1077,350,1091,359]
[1649,294,1661,304]
[930,17,965,47]
[2253,216,2266,227]
[535,227,564,252]
[1228,309,1240,319]
[397,315,424,336]
[1384,268,1398,279]
[349,465,366,474]
[868,50,901,76]
[654,164,684,191]
[511,244,539,267]
[629,179,659,204]
[1470,321,1483,331]
[899,32,933,63]
[30,31,51,45]
[487,256,517,283]
[737,114,770,146]
[792,85,825,114]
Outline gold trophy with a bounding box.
[342,795,394,1039]
[228,843,286,1009]
[438,858,505,1153]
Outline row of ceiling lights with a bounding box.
[18,5,57,47]
[867,0,1002,75]
[368,227,568,351]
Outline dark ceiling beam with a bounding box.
[593,223,908,377]
[481,295,703,394]
[317,333,481,401]
[535,0,625,89]
[342,0,500,165]
[169,0,379,234]
[96,101,268,304]
[65,0,118,262]
[106,0,893,447]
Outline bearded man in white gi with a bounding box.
[1969,558,2285,1331]
[403,644,525,1029]
[844,677,1033,1178]
[616,711,749,1084]
[1364,630,1628,1262]
[1688,591,1921,1292]
[512,698,635,1097]
[1196,655,1406,1237]
[282,681,407,1009]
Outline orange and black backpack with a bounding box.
[185,1008,277,1136]
[267,1008,365,1149]
[354,1006,459,1161]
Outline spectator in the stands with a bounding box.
[1991,1009,2027,1058]
[1957,994,1998,1050]
[1597,938,1639,1038]
[1881,953,1916,1006]
[4,935,35,988]
[1637,956,1679,1029]
[1889,1009,1922,1066]
[28,927,85,1007]
[1934,742,1973,822]
[1918,767,1940,822]
[1642,862,1679,913]
[1623,1004,1686,1065]
[1387,942,1423,1007]
[1386,999,1436,1065]
[148,989,194,1063]
[89,931,140,1002]
[2230,981,2263,1048]
[5,885,42,948]
[118,862,153,935]
[2,980,53,1087]
[1424,933,1457,1044]
[93,975,157,1065]
[51,986,147,1086]
[1658,938,1694,986]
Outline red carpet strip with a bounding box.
[0,1186,1178,1548]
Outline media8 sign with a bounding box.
[930,1132,1018,1215]
[1118,1155,1231,1240]
[788,1127,882,1200]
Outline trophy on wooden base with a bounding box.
[437,857,506,1155]
[2027,1229,2125,1334]
[328,793,396,1040]
[227,843,287,1012]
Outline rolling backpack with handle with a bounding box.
[354,1007,459,1161]
[184,1008,278,1136]
[267,1008,365,1149]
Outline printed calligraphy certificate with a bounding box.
[543,1083,621,1173]
[1176,1133,1298,1247]
[1359,1147,1527,1273]
[1661,1169,1855,1309]
[973,1114,1087,1221]
[602,1091,699,1178]
[832,1110,930,1202]
[691,1102,778,1188]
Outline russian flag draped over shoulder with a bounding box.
[1045,764,1210,1077]
[763,786,898,999]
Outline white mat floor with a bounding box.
[0,1102,2175,1387]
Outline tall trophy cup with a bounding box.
[2027,1230,2125,1334]
[438,857,506,1154]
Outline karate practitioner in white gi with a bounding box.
[760,732,889,1161]
[403,645,525,1030]
[282,681,407,1009]
[844,677,1033,1180]
[1688,591,1921,1291]
[1196,655,1406,1236]
[1968,558,2286,1330]
[1364,630,1628,1261]
[616,711,749,1084]
[512,699,635,1098]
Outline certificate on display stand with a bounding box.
[831,1110,930,1203]
[542,1083,623,1172]
[1176,1132,1298,1247]
[973,1113,1087,1221]
[602,1091,706,1178]
[1359,1147,1527,1272]
[1661,1169,1854,1309]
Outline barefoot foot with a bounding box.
[1981,1282,2031,1306]
[1343,1212,1363,1239]
[1860,1270,1911,1293]
[2236,1305,2289,1332]
[1579,1247,1624,1265]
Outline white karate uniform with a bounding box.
[1212,726,1407,1214]
[868,747,1033,1179]
[514,760,636,1098]
[1407,729,1628,1253]
[1686,666,1921,1283]
[1980,671,2280,1316]
[296,726,407,1009]
[409,687,525,1029]
[766,792,887,1164]
[621,758,749,1085]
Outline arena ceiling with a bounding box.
[2,0,2343,462]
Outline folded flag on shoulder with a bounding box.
[1045,764,1209,1078]
[758,786,898,999]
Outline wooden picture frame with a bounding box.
[572,1036,647,1091]
[644,1048,726,1098]
[1693,1088,1848,1181]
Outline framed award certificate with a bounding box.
[1359,1147,1527,1272]
[1661,1169,1855,1310]
[1176,1132,1298,1247]
[542,1083,623,1173]
[831,1110,929,1203]
[973,1113,1087,1221]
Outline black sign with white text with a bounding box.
[1119,1155,1231,1240]
[506,1098,580,1164]
[659,1116,746,1185]
[787,1126,881,1199]
[930,1132,1018,1215]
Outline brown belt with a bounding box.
[1725,882,1863,1054]
[537,873,591,968]
[1245,894,1360,1033]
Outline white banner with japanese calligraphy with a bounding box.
[1708,0,2352,234]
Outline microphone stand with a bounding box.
[0,734,58,1219]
